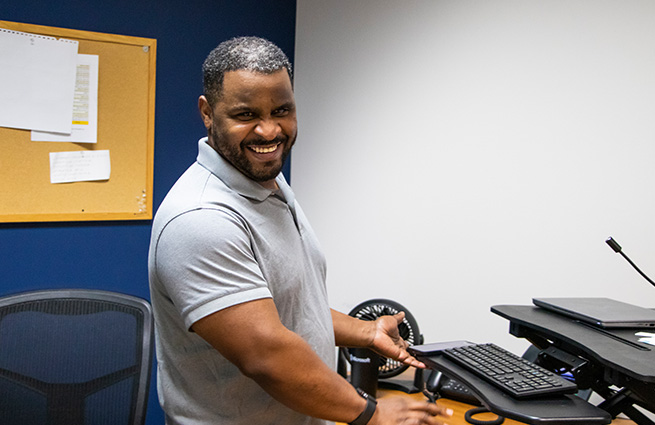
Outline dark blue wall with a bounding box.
[0,1,296,423]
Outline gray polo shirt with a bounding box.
[148,138,335,425]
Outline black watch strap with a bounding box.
[349,389,377,425]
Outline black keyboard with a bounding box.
[442,343,577,399]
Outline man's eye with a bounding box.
[236,112,254,120]
[273,108,289,117]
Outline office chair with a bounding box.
[0,289,153,425]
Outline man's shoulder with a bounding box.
[153,162,243,230]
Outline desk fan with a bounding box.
[338,298,424,393]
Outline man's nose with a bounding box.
[254,119,280,141]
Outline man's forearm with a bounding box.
[192,300,367,423]
[331,308,376,348]
[246,327,367,423]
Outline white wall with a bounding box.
[292,0,655,355]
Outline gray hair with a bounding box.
[202,36,293,106]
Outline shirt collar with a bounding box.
[196,137,292,203]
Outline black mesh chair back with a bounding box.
[0,289,153,425]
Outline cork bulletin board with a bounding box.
[0,20,156,223]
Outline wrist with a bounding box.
[363,319,378,350]
[349,389,377,425]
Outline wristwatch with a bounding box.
[349,388,377,425]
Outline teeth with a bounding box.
[251,144,279,154]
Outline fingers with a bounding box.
[389,313,427,369]
[393,344,426,369]
[370,312,428,369]
[428,402,453,420]
[378,397,453,425]
[402,355,427,369]
[413,399,452,417]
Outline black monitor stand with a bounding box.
[492,304,655,425]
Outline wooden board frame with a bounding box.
[0,21,156,223]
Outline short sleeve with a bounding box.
[152,207,272,329]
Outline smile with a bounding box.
[249,143,281,154]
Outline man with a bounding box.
[148,36,452,425]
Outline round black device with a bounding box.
[337,299,423,395]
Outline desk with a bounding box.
[336,387,522,425]
[336,382,636,425]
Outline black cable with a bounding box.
[606,237,655,287]
[464,407,505,425]
[619,251,655,287]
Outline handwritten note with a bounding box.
[50,150,111,184]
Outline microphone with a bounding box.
[606,237,655,288]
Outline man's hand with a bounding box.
[331,309,425,369]
[371,396,453,425]
[369,312,426,369]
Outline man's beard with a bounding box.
[210,126,294,183]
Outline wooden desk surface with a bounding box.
[336,386,635,425]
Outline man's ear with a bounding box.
[198,95,213,130]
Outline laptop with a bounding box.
[532,297,655,329]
